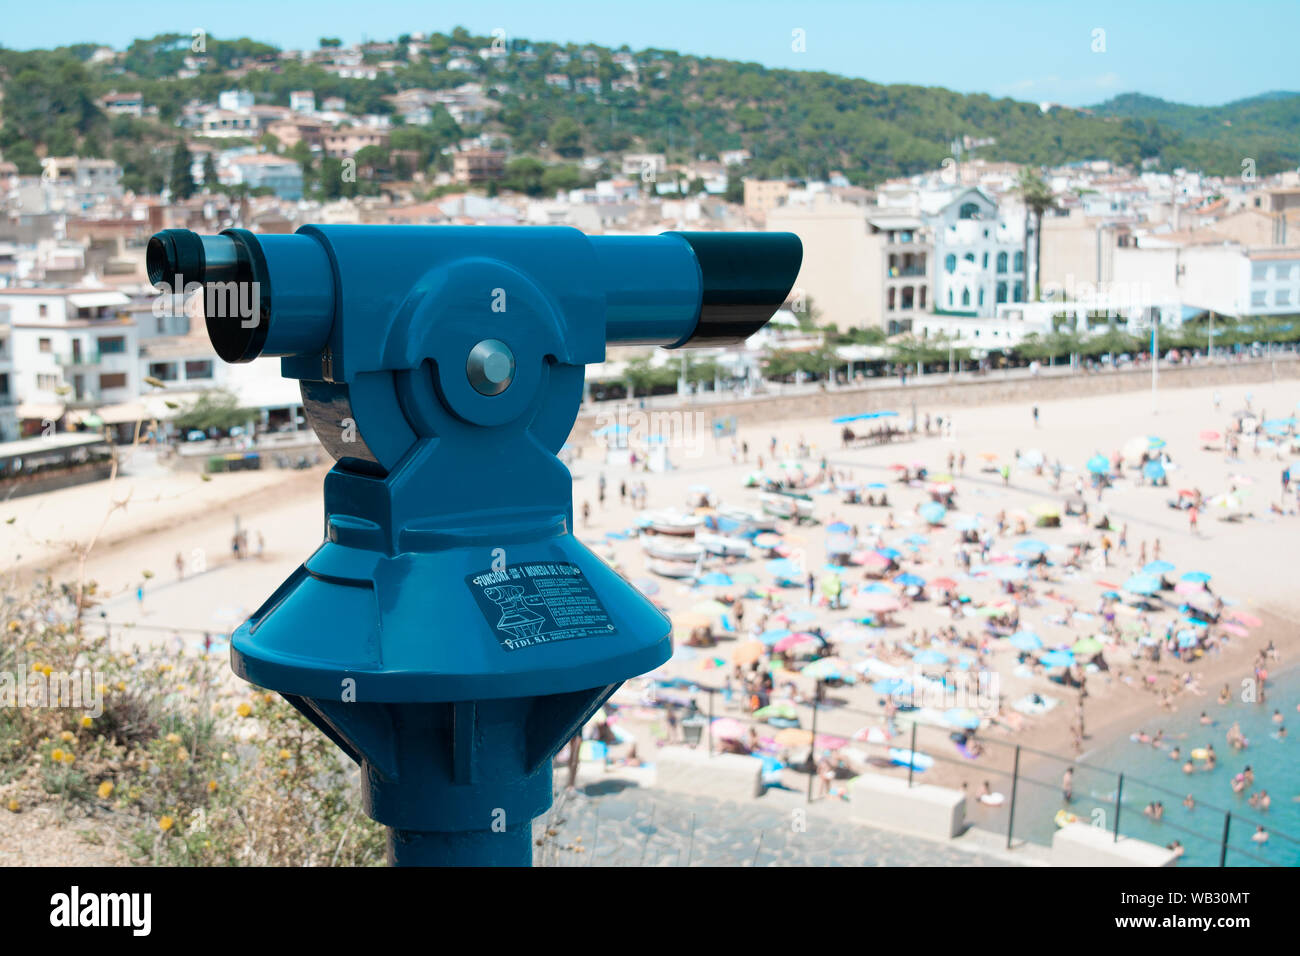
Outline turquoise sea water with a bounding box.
[1054,665,1300,866]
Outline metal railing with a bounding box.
[664,680,1298,867]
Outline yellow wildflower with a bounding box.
[97,781,114,799]
[159,815,174,831]
[236,702,251,717]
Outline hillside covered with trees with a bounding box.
[1,28,1297,193]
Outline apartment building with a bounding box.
[743,180,791,225]
[0,288,137,431]
[767,195,932,333]
[452,149,506,185]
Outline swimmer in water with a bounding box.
[1200,712,1213,725]
[1170,746,1181,761]
[1183,760,1195,774]
[1274,709,1285,723]
[1183,793,1195,810]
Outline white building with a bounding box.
[925,186,1029,316]
[217,90,255,112]
[0,289,137,427]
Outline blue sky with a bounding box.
[5,0,1295,107]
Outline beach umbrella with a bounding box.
[952,515,981,531]
[1009,631,1043,651]
[732,641,765,664]
[754,532,783,549]
[802,657,853,681]
[1181,571,1211,584]
[876,410,899,418]
[1071,636,1104,656]
[766,558,802,578]
[1015,539,1049,555]
[753,702,798,722]
[827,521,852,534]
[876,546,902,560]
[698,572,733,587]
[1143,460,1166,481]
[853,550,889,568]
[872,678,913,696]
[1086,454,1110,475]
[919,502,947,525]
[759,628,792,645]
[825,534,855,555]
[862,582,895,594]
[1176,629,1200,648]
[912,648,948,666]
[1173,580,1205,596]
[854,592,902,613]
[930,576,958,592]
[711,717,747,740]
[1143,560,1175,575]
[904,533,930,546]
[1038,649,1075,668]
[942,708,981,730]
[774,727,814,748]
[1123,574,1160,596]
[866,481,888,490]
[1018,449,1045,467]
[774,633,819,653]
[895,572,926,588]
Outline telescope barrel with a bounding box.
[597,231,803,348]
[147,228,335,363]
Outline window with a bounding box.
[185,360,214,379]
[37,373,60,389]
[947,289,954,306]
[961,289,970,307]
[978,288,985,307]
[901,287,915,310]
[1251,290,1267,307]
[99,372,127,389]
[156,316,167,333]
[982,252,988,268]
[996,252,1008,273]
[38,304,48,317]
[1252,263,1270,281]
[964,252,975,263]
[996,282,1008,304]
[958,202,980,220]
[148,362,178,381]
[918,286,927,308]
[98,336,126,354]
[944,254,956,273]
[39,337,52,353]
[887,288,896,311]
[1276,290,1291,307]
[1013,281,1024,303]
[1014,251,1024,272]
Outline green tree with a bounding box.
[501,156,546,196]
[169,141,196,200]
[1016,167,1056,301]
[202,153,218,189]
[547,117,584,158]
[172,389,251,431]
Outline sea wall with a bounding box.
[569,358,1300,447]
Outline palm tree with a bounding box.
[1016,167,1056,302]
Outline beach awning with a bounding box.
[16,402,64,421]
[67,291,131,309]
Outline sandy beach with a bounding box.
[4,375,1299,818]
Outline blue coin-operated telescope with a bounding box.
[147,225,802,865]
